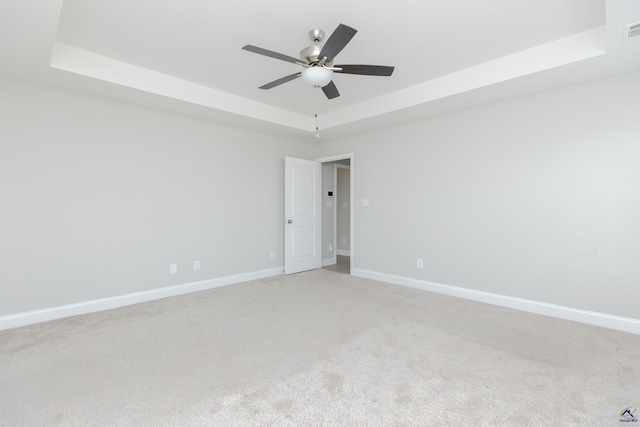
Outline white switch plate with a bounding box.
[417,259,424,269]
[362,199,369,207]
[170,264,177,274]
[193,260,200,270]
[270,251,276,259]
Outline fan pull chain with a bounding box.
[314,87,320,135]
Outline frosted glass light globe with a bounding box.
[301,66,333,87]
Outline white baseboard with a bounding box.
[352,268,640,335]
[336,249,350,257]
[0,267,284,331]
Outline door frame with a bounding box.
[335,163,350,258]
[316,153,354,274]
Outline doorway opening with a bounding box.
[317,154,353,275]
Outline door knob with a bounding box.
[286,219,293,224]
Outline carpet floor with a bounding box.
[1,269,638,426]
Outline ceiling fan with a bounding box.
[242,23,394,99]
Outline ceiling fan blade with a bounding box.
[322,81,340,99]
[259,73,302,90]
[318,24,357,62]
[242,45,303,65]
[334,64,395,76]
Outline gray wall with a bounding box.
[315,70,640,320]
[0,76,313,316]
[3,70,639,323]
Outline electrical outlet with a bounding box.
[193,260,200,270]
[170,264,177,274]
[270,251,276,259]
[417,259,424,269]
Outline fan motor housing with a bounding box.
[300,45,333,66]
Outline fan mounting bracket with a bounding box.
[309,29,325,43]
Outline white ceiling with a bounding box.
[1,0,640,139]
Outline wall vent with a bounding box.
[623,21,640,43]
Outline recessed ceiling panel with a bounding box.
[56,0,605,118]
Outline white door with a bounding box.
[284,157,321,274]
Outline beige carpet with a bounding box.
[1,269,639,426]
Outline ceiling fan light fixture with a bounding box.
[301,66,333,88]
[243,24,394,99]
